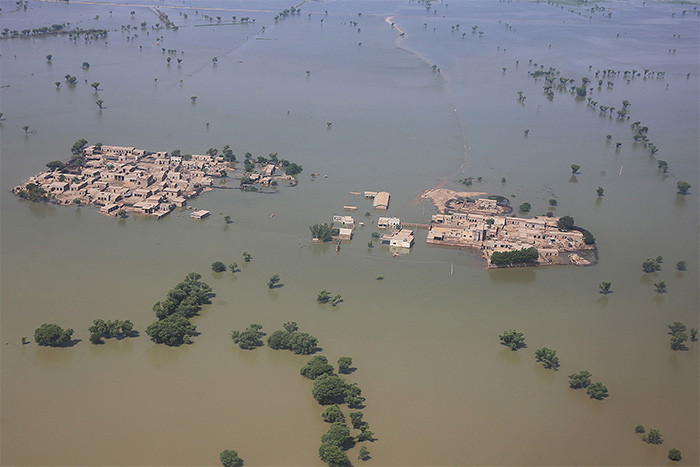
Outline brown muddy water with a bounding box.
[1,0,698,465]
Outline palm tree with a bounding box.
[96,100,104,109]
[91,82,100,91]
[190,96,197,103]
[23,125,30,134]
[55,81,61,88]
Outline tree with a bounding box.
[34,323,74,346]
[642,258,661,273]
[96,100,104,109]
[146,314,196,346]
[643,428,662,444]
[586,381,608,399]
[534,347,559,369]
[242,251,252,262]
[88,319,134,343]
[321,404,345,423]
[55,81,61,88]
[71,138,88,155]
[568,370,592,389]
[212,261,226,272]
[490,248,538,266]
[549,199,558,206]
[321,422,351,447]
[231,324,264,350]
[301,356,335,380]
[46,54,53,61]
[690,328,697,342]
[598,281,612,294]
[23,125,30,134]
[519,202,531,212]
[654,281,666,293]
[117,209,127,218]
[657,160,669,173]
[634,425,645,433]
[46,160,65,172]
[312,373,347,405]
[317,289,331,304]
[583,231,596,245]
[331,294,343,306]
[571,164,580,174]
[229,262,238,273]
[310,223,334,242]
[358,445,370,460]
[596,187,604,197]
[499,329,525,350]
[356,426,374,442]
[350,411,365,429]
[668,448,682,462]
[224,215,232,224]
[91,82,100,91]
[267,274,281,288]
[318,441,349,466]
[82,61,90,69]
[337,356,353,373]
[219,449,243,467]
[675,261,686,271]
[190,96,198,103]
[676,181,691,195]
[557,216,574,230]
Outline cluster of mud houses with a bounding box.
[427,198,593,267]
[13,145,232,218]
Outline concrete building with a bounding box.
[373,191,390,210]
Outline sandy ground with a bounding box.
[417,188,488,213]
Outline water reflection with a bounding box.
[596,295,609,308]
[497,347,522,365]
[569,175,579,184]
[35,347,74,365]
[488,268,536,284]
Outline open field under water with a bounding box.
[1,0,698,465]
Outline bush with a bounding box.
[634,425,645,434]
[668,448,682,462]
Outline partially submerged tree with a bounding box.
[499,329,525,350]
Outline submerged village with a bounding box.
[13,145,596,269]
[12,143,298,220]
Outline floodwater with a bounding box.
[1,0,698,465]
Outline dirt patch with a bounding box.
[418,188,488,213]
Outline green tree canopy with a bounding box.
[231,324,264,350]
[499,329,525,350]
[534,347,559,369]
[318,441,349,466]
[668,448,682,462]
[337,356,353,373]
[219,449,243,467]
[321,404,345,424]
[568,370,592,389]
[301,356,335,380]
[212,261,226,272]
[490,247,539,266]
[312,373,347,405]
[34,323,74,347]
[557,216,574,230]
[643,428,662,444]
[146,314,196,346]
[586,381,608,400]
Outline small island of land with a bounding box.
[422,189,596,267]
[12,143,300,218]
